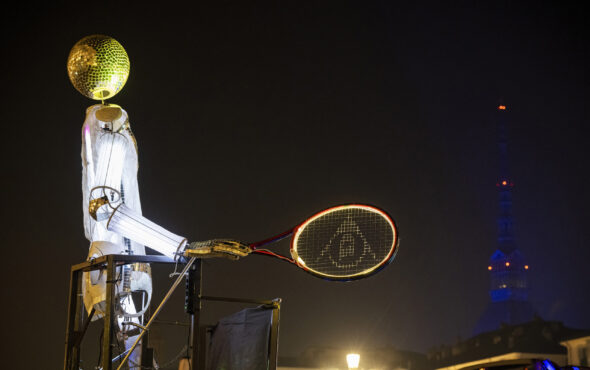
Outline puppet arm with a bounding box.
[106,203,186,260]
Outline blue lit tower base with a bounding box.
[473,103,537,335]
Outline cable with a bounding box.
[97,327,104,368]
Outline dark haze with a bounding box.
[1,2,588,368]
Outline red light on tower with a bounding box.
[498,105,506,110]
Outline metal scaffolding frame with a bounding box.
[63,254,281,370]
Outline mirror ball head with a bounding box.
[67,35,130,100]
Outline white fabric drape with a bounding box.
[81,104,186,258]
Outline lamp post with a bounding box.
[346,353,360,369]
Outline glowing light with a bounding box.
[543,360,557,370]
[346,354,360,369]
[524,265,529,270]
[502,180,507,186]
[94,134,127,191]
[290,204,397,279]
[178,358,190,370]
[67,35,130,100]
[505,262,510,267]
[84,125,95,185]
[488,266,492,271]
[498,105,506,110]
[108,204,186,259]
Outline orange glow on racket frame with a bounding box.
[290,204,398,280]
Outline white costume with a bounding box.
[81,104,187,367]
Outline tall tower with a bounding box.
[473,103,536,335]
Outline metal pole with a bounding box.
[269,299,281,370]
[103,255,117,370]
[197,326,208,370]
[64,268,81,370]
[186,260,202,370]
[116,257,197,370]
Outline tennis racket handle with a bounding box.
[184,239,252,260]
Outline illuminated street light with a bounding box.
[347,353,360,369]
[178,357,189,370]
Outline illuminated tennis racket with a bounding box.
[186,204,398,281]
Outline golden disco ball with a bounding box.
[67,35,130,100]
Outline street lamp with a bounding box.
[346,353,360,369]
[178,357,189,370]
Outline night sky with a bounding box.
[2,2,589,368]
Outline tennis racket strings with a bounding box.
[292,205,397,279]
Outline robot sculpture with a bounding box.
[68,35,188,368]
[66,34,398,370]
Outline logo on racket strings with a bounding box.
[318,216,377,269]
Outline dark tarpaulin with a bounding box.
[207,306,274,370]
